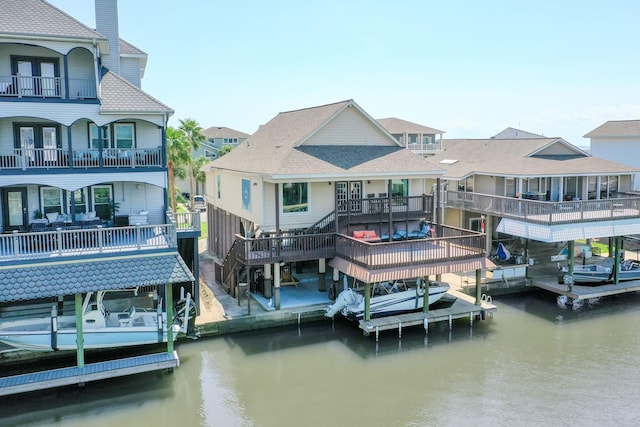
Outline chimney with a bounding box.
[95,0,120,74]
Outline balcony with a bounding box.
[234,224,485,271]
[444,191,640,225]
[0,75,97,100]
[0,224,177,263]
[0,147,163,171]
[406,141,442,153]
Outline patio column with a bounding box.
[75,293,84,368]
[318,258,326,292]
[166,283,174,353]
[331,269,339,300]
[364,282,371,321]
[274,263,281,310]
[422,276,429,314]
[475,269,482,305]
[263,263,272,299]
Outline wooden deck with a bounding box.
[358,292,497,341]
[0,351,179,397]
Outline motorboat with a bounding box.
[0,289,197,352]
[325,279,450,320]
[561,257,640,285]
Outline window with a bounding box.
[15,123,61,163]
[282,182,308,213]
[89,124,110,149]
[92,185,113,220]
[114,124,134,149]
[391,179,408,205]
[422,135,433,145]
[505,178,516,197]
[409,135,418,144]
[69,189,88,214]
[41,187,63,215]
[11,56,60,97]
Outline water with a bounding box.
[2,290,640,427]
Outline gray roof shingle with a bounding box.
[584,120,640,138]
[428,138,640,179]
[0,0,106,41]
[203,126,251,139]
[100,70,173,114]
[211,100,444,179]
[0,254,194,303]
[377,117,445,135]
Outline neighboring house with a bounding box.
[201,126,251,160]
[491,127,545,139]
[205,100,489,309]
[585,120,640,190]
[0,1,196,315]
[424,135,640,253]
[377,117,444,156]
[175,126,250,198]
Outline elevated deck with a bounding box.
[0,351,179,397]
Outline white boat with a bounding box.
[561,258,640,285]
[0,289,196,352]
[325,279,450,320]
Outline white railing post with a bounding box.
[12,230,20,257]
[97,225,104,253]
[56,227,63,256]
[136,224,142,249]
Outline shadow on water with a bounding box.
[496,288,640,324]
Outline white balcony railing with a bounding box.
[0,147,163,170]
[0,224,178,263]
[0,74,97,99]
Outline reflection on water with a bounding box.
[2,290,640,427]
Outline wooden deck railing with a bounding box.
[237,232,336,266]
[334,225,485,270]
[0,224,177,262]
[444,191,640,225]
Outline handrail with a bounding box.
[0,224,177,263]
[444,190,640,225]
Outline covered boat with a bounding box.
[0,289,196,352]
[325,279,450,320]
[562,257,640,284]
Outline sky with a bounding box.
[47,0,640,146]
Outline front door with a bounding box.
[2,187,28,231]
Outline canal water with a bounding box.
[2,289,640,427]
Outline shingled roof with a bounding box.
[0,0,106,41]
[211,100,444,179]
[0,254,194,303]
[203,126,251,139]
[584,120,640,138]
[429,138,639,179]
[377,117,445,135]
[100,70,173,115]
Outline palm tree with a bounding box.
[166,126,191,213]
[178,118,206,211]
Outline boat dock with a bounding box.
[359,290,497,341]
[0,351,179,397]
[533,278,640,301]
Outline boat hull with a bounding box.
[326,280,450,320]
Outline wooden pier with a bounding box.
[0,351,179,397]
[359,291,497,341]
[533,277,640,301]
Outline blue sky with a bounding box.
[48,0,640,146]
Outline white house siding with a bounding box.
[95,0,120,74]
[0,103,101,125]
[66,48,96,86]
[474,176,495,194]
[115,182,164,224]
[119,57,141,88]
[305,107,394,147]
[134,122,162,149]
[591,137,640,190]
[95,114,165,127]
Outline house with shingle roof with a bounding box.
[0,0,195,332]
[585,120,640,190]
[205,100,490,309]
[424,135,640,254]
[377,117,444,156]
